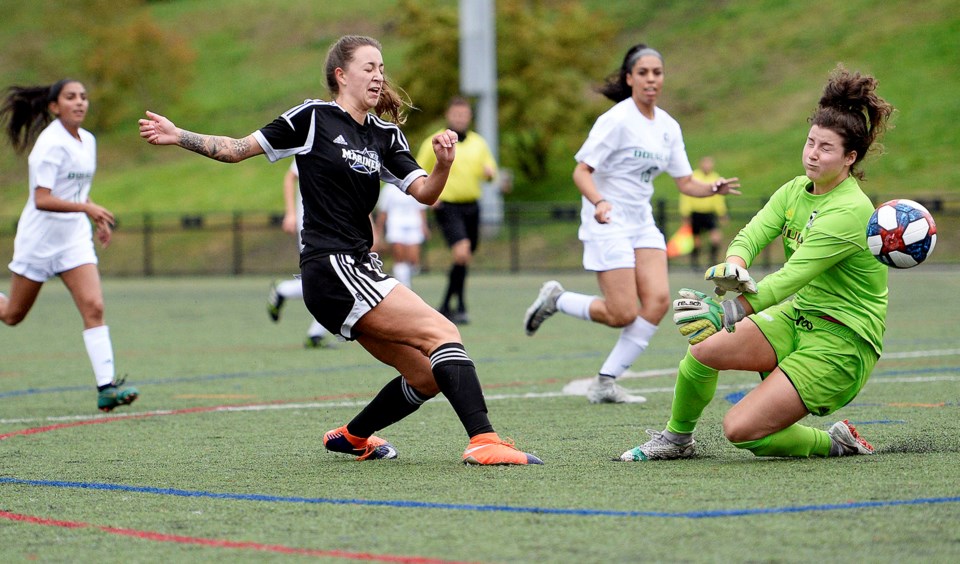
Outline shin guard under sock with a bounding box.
[732,424,831,458]
[430,343,493,437]
[666,350,719,435]
[347,375,432,438]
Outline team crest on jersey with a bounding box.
[341,147,381,175]
[806,210,818,228]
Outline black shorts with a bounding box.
[690,212,718,235]
[301,252,400,340]
[434,201,480,252]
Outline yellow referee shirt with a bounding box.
[416,130,497,203]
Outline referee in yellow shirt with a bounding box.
[678,156,728,269]
[417,97,497,324]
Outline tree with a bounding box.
[82,10,194,130]
[390,0,617,196]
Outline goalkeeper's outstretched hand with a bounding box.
[673,289,746,345]
[705,262,758,296]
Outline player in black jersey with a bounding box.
[139,35,540,465]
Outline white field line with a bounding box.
[881,348,960,359]
[1,356,957,427]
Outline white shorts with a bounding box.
[386,224,425,246]
[9,242,98,282]
[582,227,666,271]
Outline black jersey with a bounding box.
[254,100,426,260]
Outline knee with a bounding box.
[1,311,25,326]
[78,298,105,325]
[722,412,761,443]
[423,313,462,352]
[688,338,724,368]
[639,293,670,324]
[0,298,25,326]
[607,307,639,328]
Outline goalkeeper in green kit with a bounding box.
[620,64,894,461]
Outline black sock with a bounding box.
[346,375,432,438]
[430,343,494,438]
[97,383,113,392]
[440,264,457,312]
[450,264,467,311]
[709,244,719,265]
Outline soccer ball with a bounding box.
[867,199,937,268]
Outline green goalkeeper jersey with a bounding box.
[726,175,887,355]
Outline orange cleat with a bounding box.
[323,425,397,461]
[462,432,543,465]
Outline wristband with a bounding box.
[593,199,607,206]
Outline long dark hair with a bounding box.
[596,43,663,102]
[324,35,412,125]
[809,64,894,180]
[0,79,78,154]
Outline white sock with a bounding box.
[277,279,303,299]
[307,319,326,338]
[598,316,659,377]
[556,291,595,321]
[393,262,413,287]
[83,325,115,387]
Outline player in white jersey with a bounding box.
[523,44,740,403]
[0,79,137,412]
[374,183,429,288]
[266,160,333,348]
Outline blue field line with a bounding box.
[0,350,605,400]
[2,477,958,520]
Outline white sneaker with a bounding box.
[524,280,564,336]
[619,429,695,461]
[586,376,646,404]
[828,419,875,455]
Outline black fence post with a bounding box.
[509,205,520,273]
[143,212,153,277]
[656,198,667,235]
[233,211,243,275]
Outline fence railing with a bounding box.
[1,195,955,277]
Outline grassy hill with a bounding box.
[1,0,958,216]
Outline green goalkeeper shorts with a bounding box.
[750,301,878,416]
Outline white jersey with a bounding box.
[13,119,97,262]
[377,184,427,244]
[574,99,692,241]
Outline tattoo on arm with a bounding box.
[178,130,245,162]
[232,137,250,157]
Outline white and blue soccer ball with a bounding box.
[867,199,937,269]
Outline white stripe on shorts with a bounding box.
[329,253,399,338]
[333,254,385,306]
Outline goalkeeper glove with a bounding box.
[673,288,746,345]
[705,262,758,296]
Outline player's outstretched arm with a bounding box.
[138,110,263,163]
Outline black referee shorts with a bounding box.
[690,212,718,235]
[434,201,480,252]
